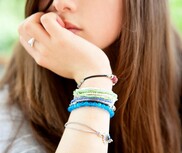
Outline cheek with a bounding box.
[90,14,122,49]
[96,25,121,49]
[79,3,122,49]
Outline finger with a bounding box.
[19,12,50,44]
[40,12,67,38]
[20,36,47,67]
[19,36,38,59]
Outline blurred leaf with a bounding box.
[170,0,182,33]
[0,0,25,56]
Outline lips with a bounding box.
[64,21,82,33]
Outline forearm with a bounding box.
[56,107,110,153]
[56,78,113,153]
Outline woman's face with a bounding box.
[39,0,122,49]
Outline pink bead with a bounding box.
[110,75,118,85]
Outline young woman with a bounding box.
[0,0,181,153]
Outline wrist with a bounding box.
[75,61,112,83]
[72,49,113,89]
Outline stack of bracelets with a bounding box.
[68,87,118,118]
[66,74,118,144]
[68,74,118,118]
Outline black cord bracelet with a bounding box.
[77,74,118,88]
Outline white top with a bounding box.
[0,86,46,153]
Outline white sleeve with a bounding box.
[0,87,46,153]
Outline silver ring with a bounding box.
[28,38,35,48]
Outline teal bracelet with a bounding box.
[67,102,115,118]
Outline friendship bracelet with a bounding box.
[64,122,113,144]
[77,74,118,88]
[74,87,118,95]
[68,101,115,118]
[70,97,116,109]
[71,97,113,104]
[74,92,117,99]
[74,94,117,102]
[69,100,116,111]
[74,88,118,99]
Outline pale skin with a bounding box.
[18,0,122,152]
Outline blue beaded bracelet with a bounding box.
[67,102,115,118]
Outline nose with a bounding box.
[52,0,77,13]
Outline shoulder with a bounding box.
[0,86,46,153]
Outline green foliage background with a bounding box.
[0,0,182,57]
[170,0,182,32]
[0,0,25,57]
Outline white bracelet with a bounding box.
[64,122,113,144]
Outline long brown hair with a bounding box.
[1,0,181,152]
